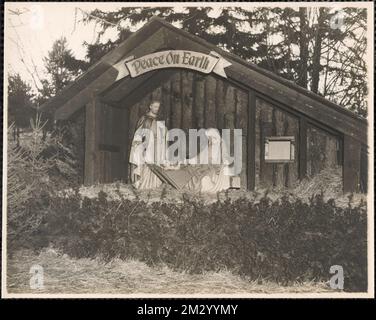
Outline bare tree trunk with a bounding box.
[323,48,330,97]
[311,8,326,94]
[297,7,308,89]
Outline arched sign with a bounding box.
[113,50,232,82]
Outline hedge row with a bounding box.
[11,190,367,292]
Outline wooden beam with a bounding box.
[84,95,102,185]
[343,135,361,193]
[360,144,368,193]
[299,118,307,179]
[118,70,175,110]
[122,106,130,183]
[55,27,167,120]
[41,19,164,113]
[101,71,155,104]
[260,123,274,186]
[56,68,118,120]
[247,90,256,190]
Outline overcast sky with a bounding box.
[5,2,126,92]
[4,2,221,93]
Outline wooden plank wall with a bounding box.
[86,75,353,192]
[84,98,99,185]
[360,144,368,193]
[66,109,85,184]
[125,70,248,186]
[255,97,299,188]
[343,135,361,193]
[306,125,340,177]
[85,97,128,184]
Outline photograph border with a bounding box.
[2,1,374,299]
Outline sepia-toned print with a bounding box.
[2,2,374,298]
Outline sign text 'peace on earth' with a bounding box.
[113,50,231,81]
[126,50,221,77]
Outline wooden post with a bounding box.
[204,75,217,128]
[122,107,130,183]
[360,144,368,193]
[343,135,361,193]
[84,95,101,185]
[247,91,256,190]
[181,71,194,130]
[194,74,205,128]
[235,89,248,188]
[299,118,307,179]
[170,72,182,128]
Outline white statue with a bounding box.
[129,100,163,190]
[184,128,232,193]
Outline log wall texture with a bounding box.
[126,70,249,186]
[255,98,299,188]
[85,70,351,192]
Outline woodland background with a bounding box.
[8,6,368,143]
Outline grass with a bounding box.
[7,248,333,294]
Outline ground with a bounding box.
[7,248,333,294]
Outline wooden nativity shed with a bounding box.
[41,17,368,193]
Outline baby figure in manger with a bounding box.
[129,102,237,192]
[183,128,232,193]
[158,128,235,193]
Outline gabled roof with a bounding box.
[41,17,367,143]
